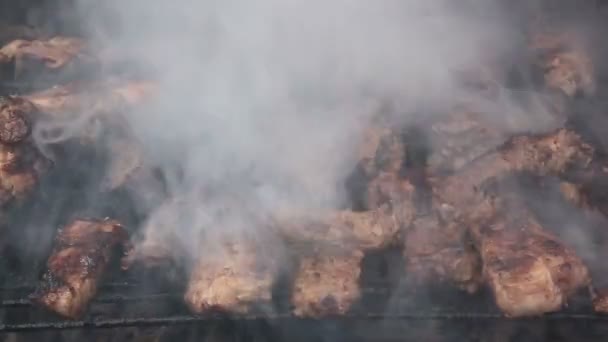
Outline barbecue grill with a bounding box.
[4,0,608,341]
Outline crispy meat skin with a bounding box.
[33,219,129,319]
[291,249,364,317]
[184,242,278,314]
[0,96,36,144]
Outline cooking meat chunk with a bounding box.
[276,171,414,249]
[184,241,278,314]
[434,166,590,316]
[22,80,158,118]
[274,203,405,251]
[0,96,37,144]
[32,218,130,319]
[356,122,405,178]
[424,108,508,175]
[0,36,93,74]
[404,211,482,293]
[529,30,595,97]
[469,202,589,317]
[434,128,595,208]
[291,249,364,317]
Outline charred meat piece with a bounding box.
[0,96,37,144]
[32,218,130,319]
[469,201,589,317]
[404,210,482,293]
[291,249,364,317]
[184,241,279,315]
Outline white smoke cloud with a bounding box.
[68,0,524,257]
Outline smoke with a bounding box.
[62,0,564,284]
[63,0,535,262]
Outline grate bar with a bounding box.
[3,312,608,332]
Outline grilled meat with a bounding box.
[529,30,595,97]
[404,211,482,293]
[0,96,37,144]
[184,240,279,315]
[291,249,364,317]
[33,218,130,319]
[23,80,158,118]
[433,128,595,207]
[0,36,93,75]
[0,97,51,210]
[431,132,594,316]
[470,199,589,317]
[424,108,508,176]
[356,122,405,179]
[274,202,406,250]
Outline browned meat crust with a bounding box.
[529,30,595,97]
[469,198,589,317]
[33,218,130,319]
[291,249,364,317]
[404,211,482,293]
[0,96,36,144]
[184,241,278,315]
[274,202,405,251]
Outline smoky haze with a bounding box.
[68,0,529,261]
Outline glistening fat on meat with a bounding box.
[32,218,130,319]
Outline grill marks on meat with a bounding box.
[33,219,129,319]
[291,249,364,317]
[184,241,278,315]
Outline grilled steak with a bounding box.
[291,249,364,317]
[33,218,130,319]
